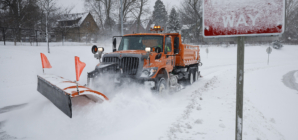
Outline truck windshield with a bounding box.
[118,36,163,51]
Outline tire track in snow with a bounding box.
[0,104,27,140]
[0,121,17,140]
[0,104,27,114]
[161,62,287,140]
[162,76,219,140]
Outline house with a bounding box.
[37,31,56,42]
[54,13,99,42]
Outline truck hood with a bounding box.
[107,50,147,55]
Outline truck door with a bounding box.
[165,36,174,72]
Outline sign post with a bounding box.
[236,36,245,140]
[266,47,272,65]
[203,1,285,140]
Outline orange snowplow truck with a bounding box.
[88,26,202,93]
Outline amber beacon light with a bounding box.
[150,25,164,33]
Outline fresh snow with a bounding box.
[0,42,298,140]
[295,71,298,84]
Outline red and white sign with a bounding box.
[203,0,285,38]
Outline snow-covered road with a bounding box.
[0,43,298,140]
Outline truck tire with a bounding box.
[188,70,194,85]
[156,77,167,94]
[194,70,199,82]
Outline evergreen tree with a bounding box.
[167,8,181,33]
[152,0,168,28]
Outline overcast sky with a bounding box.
[56,0,183,14]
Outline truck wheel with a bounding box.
[188,71,194,85]
[156,77,167,94]
[194,71,199,82]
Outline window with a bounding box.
[67,21,73,26]
[165,37,172,52]
[118,36,163,51]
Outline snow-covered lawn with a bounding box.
[295,71,298,84]
[0,43,298,140]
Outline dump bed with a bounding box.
[175,44,200,67]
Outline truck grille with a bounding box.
[103,57,139,75]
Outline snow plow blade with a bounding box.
[37,75,109,118]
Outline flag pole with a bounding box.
[76,81,80,95]
[43,68,44,74]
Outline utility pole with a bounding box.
[120,0,124,36]
[235,36,245,140]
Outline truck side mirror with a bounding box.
[155,47,162,53]
[174,37,179,54]
[91,45,98,54]
[113,38,117,52]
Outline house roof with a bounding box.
[57,13,89,27]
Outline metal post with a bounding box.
[268,43,270,65]
[268,54,270,65]
[76,81,80,95]
[2,28,5,46]
[235,36,245,140]
[120,0,124,36]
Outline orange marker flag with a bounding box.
[75,56,86,81]
[40,53,52,69]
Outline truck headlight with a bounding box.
[145,47,151,52]
[140,67,158,78]
[98,47,104,52]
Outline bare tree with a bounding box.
[102,0,116,32]
[179,0,202,43]
[284,0,298,43]
[84,0,105,32]
[52,5,75,44]
[84,0,116,36]
[134,0,150,33]
[117,0,138,31]
[38,0,58,53]
[1,0,40,42]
